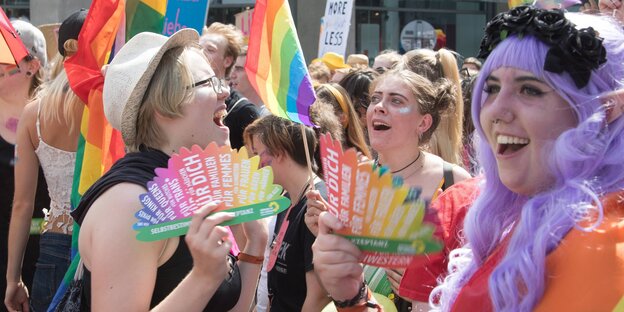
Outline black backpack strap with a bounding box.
[442,162,455,191]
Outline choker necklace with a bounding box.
[391,151,421,174]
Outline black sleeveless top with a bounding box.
[71,147,241,311]
[0,135,50,296]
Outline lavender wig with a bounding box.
[431,13,624,311]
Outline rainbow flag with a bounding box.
[126,0,167,40]
[245,0,316,126]
[47,1,125,310]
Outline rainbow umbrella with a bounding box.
[0,6,29,65]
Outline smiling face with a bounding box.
[174,49,230,148]
[366,75,430,154]
[479,67,577,195]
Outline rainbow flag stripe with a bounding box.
[126,0,167,40]
[245,0,315,126]
[48,1,125,310]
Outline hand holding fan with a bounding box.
[133,143,290,241]
[319,133,442,268]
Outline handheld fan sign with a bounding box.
[319,133,442,268]
[133,143,290,241]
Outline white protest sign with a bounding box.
[318,0,354,58]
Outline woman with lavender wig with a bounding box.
[312,6,624,312]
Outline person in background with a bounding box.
[73,29,266,311]
[338,68,379,131]
[372,49,401,74]
[308,61,332,86]
[460,74,478,175]
[330,68,352,84]
[401,48,465,167]
[346,54,369,69]
[315,83,371,159]
[307,70,470,311]
[201,22,259,150]
[0,19,50,312]
[6,11,86,312]
[229,46,271,116]
[244,115,330,312]
[460,56,482,79]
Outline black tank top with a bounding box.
[71,147,241,311]
[0,135,50,298]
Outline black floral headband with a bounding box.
[477,5,607,88]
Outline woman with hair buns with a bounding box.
[306,69,470,311]
[71,28,266,311]
[401,48,465,168]
[1,18,57,312]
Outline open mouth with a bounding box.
[213,108,227,127]
[372,121,391,131]
[496,134,529,155]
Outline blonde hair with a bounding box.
[46,53,66,81]
[308,62,331,85]
[315,83,371,159]
[400,48,464,165]
[35,69,83,133]
[132,46,197,152]
[374,50,401,70]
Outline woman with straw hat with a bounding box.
[71,29,267,311]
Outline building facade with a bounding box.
[5,0,510,64]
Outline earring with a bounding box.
[25,71,32,77]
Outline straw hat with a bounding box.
[103,28,199,147]
[319,52,350,71]
[346,54,369,68]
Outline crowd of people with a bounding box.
[1,1,623,311]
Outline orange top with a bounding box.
[534,191,624,311]
[452,191,624,311]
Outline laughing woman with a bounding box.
[72,29,266,311]
[313,7,624,312]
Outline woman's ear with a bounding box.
[25,58,41,76]
[418,113,433,134]
[601,89,624,124]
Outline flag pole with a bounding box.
[300,123,315,190]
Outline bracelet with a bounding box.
[333,282,381,311]
[236,252,264,264]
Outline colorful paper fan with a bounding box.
[319,133,442,268]
[134,143,290,241]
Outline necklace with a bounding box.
[391,150,422,174]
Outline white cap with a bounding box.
[11,20,47,67]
